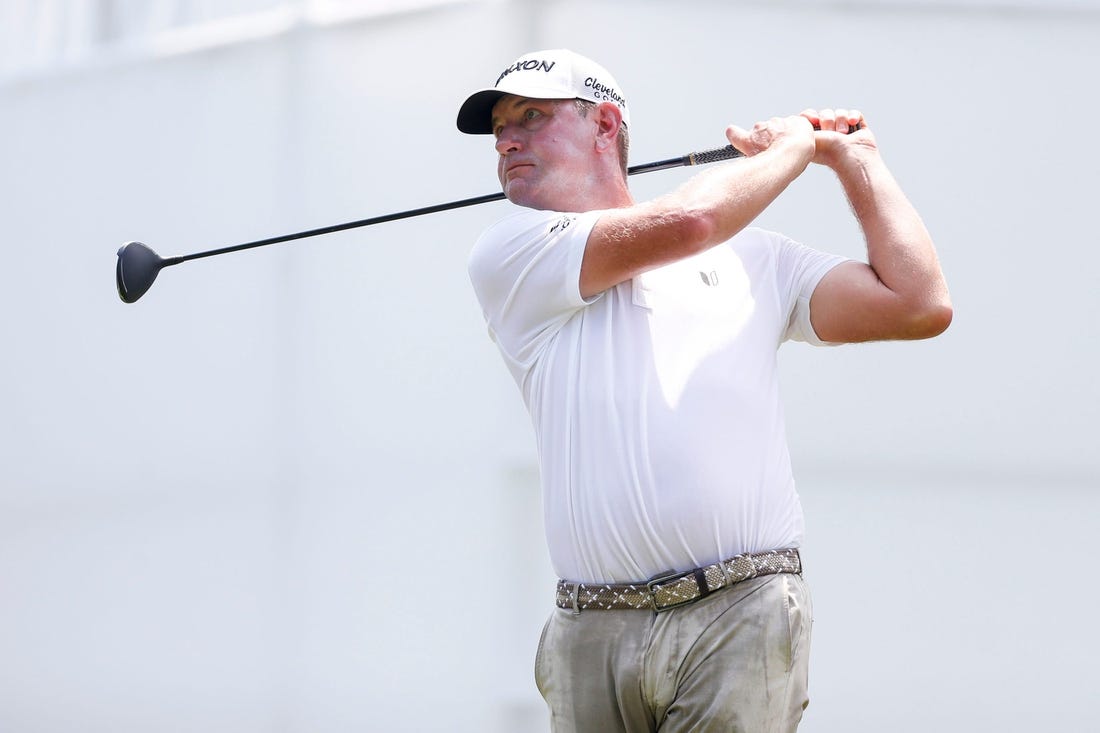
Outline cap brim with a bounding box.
[457,89,507,135]
[457,86,590,135]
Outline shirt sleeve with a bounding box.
[467,207,604,377]
[771,231,851,346]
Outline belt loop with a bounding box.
[570,583,581,615]
[718,557,732,586]
[692,568,711,599]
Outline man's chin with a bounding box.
[503,183,548,210]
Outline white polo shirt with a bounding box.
[468,207,847,584]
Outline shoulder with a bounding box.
[731,226,835,265]
[734,226,793,248]
[469,208,601,275]
[724,226,794,266]
[477,208,584,247]
[727,227,848,293]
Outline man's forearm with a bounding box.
[581,124,814,298]
[837,150,952,325]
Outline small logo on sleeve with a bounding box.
[699,270,719,287]
[549,216,575,234]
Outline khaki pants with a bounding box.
[534,573,812,733]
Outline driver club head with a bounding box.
[116,241,166,303]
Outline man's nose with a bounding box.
[494,126,522,155]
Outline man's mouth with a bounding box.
[504,161,535,178]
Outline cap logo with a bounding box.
[496,59,557,87]
[584,77,626,107]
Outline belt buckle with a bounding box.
[646,568,706,612]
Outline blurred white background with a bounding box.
[1,0,1097,731]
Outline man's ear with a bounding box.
[593,102,623,151]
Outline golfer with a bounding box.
[458,49,951,732]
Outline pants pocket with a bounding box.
[533,611,555,697]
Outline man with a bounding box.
[457,49,951,732]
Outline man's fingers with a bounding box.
[801,108,866,133]
[831,109,861,133]
[727,115,819,158]
[725,123,748,140]
[846,109,865,131]
[725,124,756,155]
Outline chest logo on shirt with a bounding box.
[699,270,719,287]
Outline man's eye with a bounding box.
[524,108,541,121]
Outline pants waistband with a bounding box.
[555,548,801,613]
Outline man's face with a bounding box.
[490,94,598,211]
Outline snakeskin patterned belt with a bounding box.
[555,548,801,613]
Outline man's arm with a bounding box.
[802,108,953,343]
[578,115,816,299]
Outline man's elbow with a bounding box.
[671,206,724,253]
[906,298,953,339]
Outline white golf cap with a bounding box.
[457,49,629,135]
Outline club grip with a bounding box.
[688,145,744,166]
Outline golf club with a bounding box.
[116,143,746,304]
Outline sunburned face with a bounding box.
[490,95,600,211]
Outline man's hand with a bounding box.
[725,115,816,159]
[799,108,878,169]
